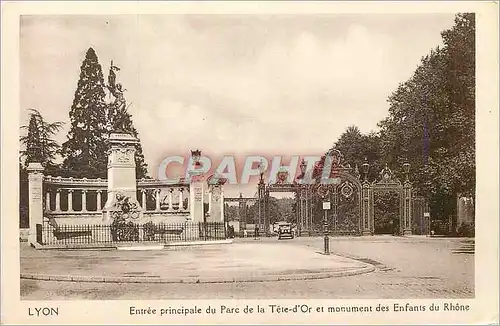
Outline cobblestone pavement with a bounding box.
[20,236,474,300]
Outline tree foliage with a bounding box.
[379,13,475,222]
[323,14,475,224]
[58,48,149,178]
[60,47,109,178]
[19,109,63,227]
[20,108,63,170]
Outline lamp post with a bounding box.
[402,159,411,235]
[298,159,307,235]
[257,160,266,234]
[258,160,266,185]
[403,159,410,183]
[317,185,330,255]
[362,157,369,183]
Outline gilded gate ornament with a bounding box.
[340,181,354,198]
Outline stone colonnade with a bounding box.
[43,186,192,213]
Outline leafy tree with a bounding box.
[19,109,63,227]
[378,13,475,225]
[333,126,384,182]
[60,47,109,178]
[373,192,400,234]
[20,108,63,171]
[309,14,475,233]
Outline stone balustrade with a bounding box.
[44,176,107,186]
[43,177,192,216]
[137,186,190,214]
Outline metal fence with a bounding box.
[37,222,226,246]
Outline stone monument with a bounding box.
[103,132,142,223]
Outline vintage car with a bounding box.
[277,223,294,240]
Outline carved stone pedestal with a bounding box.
[103,132,143,223]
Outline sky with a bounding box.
[20,14,456,198]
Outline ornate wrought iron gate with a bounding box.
[255,149,414,237]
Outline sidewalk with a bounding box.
[20,241,373,284]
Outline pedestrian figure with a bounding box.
[243,229,248,238]
[255,226,260,240]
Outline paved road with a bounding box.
[20,236,474,300]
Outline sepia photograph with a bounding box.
[1,1,498,325]
[18,12,476,300]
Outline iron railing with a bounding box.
[38,222,226,245]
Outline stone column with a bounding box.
[27,163,44,246]
[81,190,87,212]
[96,190,102,211]
[67,189,73,212]
[220,188,224,223]
[168,189,173,211]
[45,190,51,212]
[178,188,184,211]
[207,190,212,215]
[55,189,61,212]
[155,189,161,211]
[141,189,147,211]
[208,185,223,222]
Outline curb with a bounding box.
[31,239,233,250]
[21,265,375,284]
[117,239,233,250]
[164,239,233,247]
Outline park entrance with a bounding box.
[255,149,415,237]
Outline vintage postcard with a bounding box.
[1,1,498,325]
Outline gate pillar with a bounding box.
[27,162,44,246]
[361,182,371,235]
[257,182,265,233]
[403,182,412,235]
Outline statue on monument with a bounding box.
[107,60,128,133]
[110,192,140,221]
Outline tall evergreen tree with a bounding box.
[61,47,109,178]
